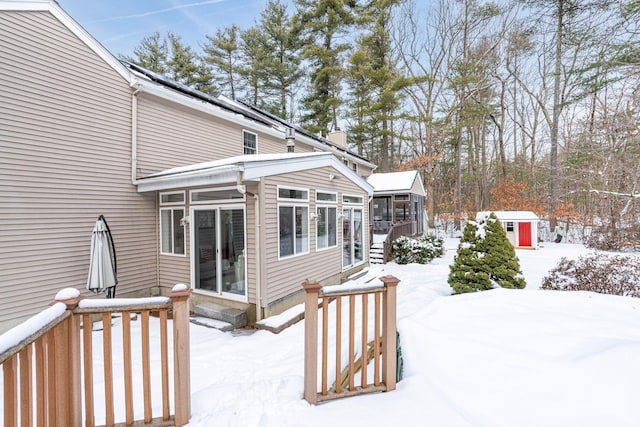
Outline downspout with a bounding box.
[236,172,262,322]
[131,87,141,184]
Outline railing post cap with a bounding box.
[379,275,400,287]
[51,287,84,309]
[169,287,192,302]
[302,280,322,293]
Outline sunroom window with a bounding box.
[278,186,309,258]
[317,206,337,250]
[160,208,185,255]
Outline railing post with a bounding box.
[170,286,192,426]
[302,280,322,404]
[380,275,400,392]
[53,290,83,426]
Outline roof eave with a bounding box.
[135,154,374,195]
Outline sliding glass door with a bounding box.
[193,206,246,298]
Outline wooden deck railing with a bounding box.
[0,286,191,427]
[302,275,400,404]
[381,221,415,263]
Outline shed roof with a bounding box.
[477,211,540,221]
[366,170,425,196]
[136,152,374,194]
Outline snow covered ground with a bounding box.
[184,239,640,426]
[3,240,640,426]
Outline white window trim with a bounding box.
[242,129,258,155]
[277,185,309,201]
[159,207,186,257]
[190,186,247,204]
[277,202,310,260]
[316,205,338,252]
[159,190,185,206]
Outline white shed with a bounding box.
[477,211,540,249]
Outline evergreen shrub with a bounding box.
[391,235,444,265]
[448,212,526,294]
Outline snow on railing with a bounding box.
[302,276,400,404]
[0,284,192,427]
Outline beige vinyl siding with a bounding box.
[356,163,375,178]
[136,94,291,176]
[0,11,156,331]
[262,167,370,305]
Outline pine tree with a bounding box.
[448,219,492,293]
[127,32,215,94]
[202,25,243,99]
[256,0,304,119]
[167,33,215,95]
[122,32,169,74]
[294,0,357,136]
[239,27,269,106]
[479,212,527,289]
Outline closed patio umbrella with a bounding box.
[86,215,118,298]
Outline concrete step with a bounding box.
[193,302,247,329]
[190,316,235,332]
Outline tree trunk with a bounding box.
[549,0,564,230]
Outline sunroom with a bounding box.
[136,152,374,322]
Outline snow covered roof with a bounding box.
[136,152,374,194]
[367,170,425,196]
[477,211,540,221]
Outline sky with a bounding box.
[56,0,293,57]
[5,238,640,425]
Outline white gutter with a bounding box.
[136,165,243,192]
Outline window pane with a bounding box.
[161,192,184,204]
[354,209,363,263]
[343,195,363,204]
[296,206,308,253]
[279,188,308,200]
[317,207,327,249]
[342,209,351,267]
[317,192,336,202]
[191,189,243,202]
[161,210,171,253]
[279,206,294,257]
[327,207,337,246]
[243,131,256,154]
[173,209,185,254]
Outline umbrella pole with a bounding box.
[99,215,118,298]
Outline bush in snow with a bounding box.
[541,253,640,297]
[448,212,526,294]
[585,226,640,252]
[392,235,444,265]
